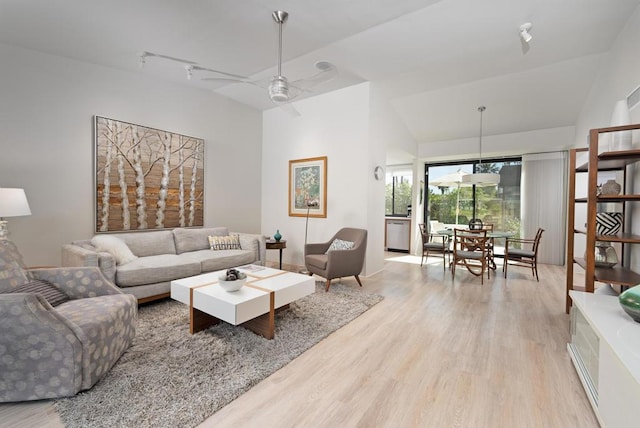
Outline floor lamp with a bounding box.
[300,201,319,275]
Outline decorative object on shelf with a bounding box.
[289,156,327,218]
[589,241,618,268]
[218,268,247,292]
[0,188,32,240]
[598,179,621,196]
[619,284,640,323]
[274,230,282,242]
[609,99,632,151]
[595,212,623,235]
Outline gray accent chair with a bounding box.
[304,228,367,292]
[0,240,137,402]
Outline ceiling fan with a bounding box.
[201,10,337,108]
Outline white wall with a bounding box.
[262,83,372,272]
[369,83,417,268]
[0,43,263,266]
[417,126,576,162]
[262,82,414,276]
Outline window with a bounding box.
[385,165,413,216]
[425,158,522,254]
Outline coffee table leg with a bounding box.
[190,307,220,334]
[241,291,275,339]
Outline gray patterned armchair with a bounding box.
[0,240,137,402]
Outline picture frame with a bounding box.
[94,116,204,232]
[289,156,327,218]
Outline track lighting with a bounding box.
[185,65,193,80]
[138,52,147,68]
[520,23,532,43]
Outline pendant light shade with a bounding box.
[462,106,500,186]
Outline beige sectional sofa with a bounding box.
[61,227,266,303]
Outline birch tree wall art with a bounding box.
[95,116,204,232]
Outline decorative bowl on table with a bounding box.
[218,268,247,292]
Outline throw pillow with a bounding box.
[325,238,355,254]
[0,261,29,293]
[10,279,70,307]
[208,234,242,250]
[91,235,138,265]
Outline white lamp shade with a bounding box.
[462,173,500,186]
[0,188,32,217]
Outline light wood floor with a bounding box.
[0,254,598,428]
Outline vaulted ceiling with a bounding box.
[1,0,638,150]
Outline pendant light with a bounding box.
[463,106,500,186]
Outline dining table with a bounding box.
[436,228,515,271]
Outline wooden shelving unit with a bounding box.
[566,123,640,313]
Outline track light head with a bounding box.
[185,65,193,80]
[520,22,532,43]
[138,52,148,68]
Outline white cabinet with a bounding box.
[568,291,640,427]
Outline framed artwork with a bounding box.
[289,156,327,218]
[94,116,204,232]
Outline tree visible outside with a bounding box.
[426,161,521,236]
[386,172,413,216]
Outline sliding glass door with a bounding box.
[425,158,522,254]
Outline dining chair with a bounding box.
[482,223,496,268]
[503,228,544,281]
[451,228,490,284]
[419,223,448,270]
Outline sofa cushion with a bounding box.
[10,279,70,307]
[306,254,328,270]
[325,238,355,253]
[208,234,241,250]
[115,231,177,257]
[182,249,256,272]
[115,254,201,287]
[90,235,138,265]
[173,227,228,254]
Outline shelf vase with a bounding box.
[595,212,623,235]
[599,179,621,196]
[619,285,640,323]
[609,99,632,151]
[588,241,618,268]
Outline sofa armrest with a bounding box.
[61,244,116,283]
[235,232,266,266]
[0,293,83,401]
[29,267,122,299]
[305,242,331,256]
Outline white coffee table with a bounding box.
[171,265,315,339]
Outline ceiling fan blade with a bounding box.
[278,102,301,117]
[290,61,337,91]
[192,65,248,80]
[202,77,255,85]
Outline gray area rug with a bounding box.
[54,282,382,427]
